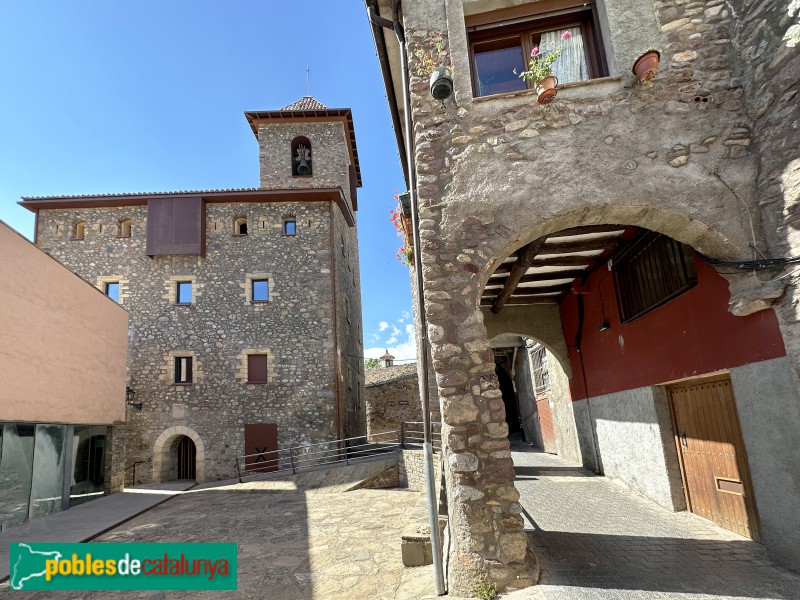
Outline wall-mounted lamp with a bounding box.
[430,67,453,105]
[597,321,611,332]
[126,386,143,412]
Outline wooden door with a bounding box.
[667,375,760,540]
[244,423,278,473]
[536,397,558,454]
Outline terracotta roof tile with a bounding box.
[281,97,328,111]
[365,363,418,387]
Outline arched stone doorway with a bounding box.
[152,426,205,483]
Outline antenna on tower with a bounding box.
[306,66,310,97]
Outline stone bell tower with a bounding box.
[244,96,361,197]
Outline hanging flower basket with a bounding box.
[535,74,559,105]
[633,50,660,82]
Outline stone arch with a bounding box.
[485,310,571,376]
[475,204,749,294]
[152,426,205,483]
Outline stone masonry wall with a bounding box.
[396,0,797,592]
[398,448,442,492]
[258,118,366,440]
[36,200,339,483]
[258,121,354,195]
[365,373,422,439]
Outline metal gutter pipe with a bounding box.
[368,1,445,594]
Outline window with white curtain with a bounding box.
[468,2,608,97]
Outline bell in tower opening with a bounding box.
[291,136,312,177]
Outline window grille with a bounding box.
[530,344,550,398]
[612,231,697,323]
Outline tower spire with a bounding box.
[306,66,310,97]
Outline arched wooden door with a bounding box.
[176,436,196,480]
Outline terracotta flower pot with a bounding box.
[535,74,558,105]
[633,50,660,82]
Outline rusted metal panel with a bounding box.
[244,423,278,472]
[536,397,557,454]
[146,196,205,257]
[668,375,760,540]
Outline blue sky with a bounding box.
[0,1,416,361]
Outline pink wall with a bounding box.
[0,220,128,424]
[561,254,786,401]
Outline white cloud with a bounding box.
[386,336,398,345]
[405,324,415,337]
[378,321,389,331]
[402,310,410,320]
[391,325,401,336]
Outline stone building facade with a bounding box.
[366,0,800,594]
[365,363,422,440]
[20,97,366,484]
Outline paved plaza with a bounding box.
[3,447,800,599]
[0,464,435,600]
[510,443,800,600]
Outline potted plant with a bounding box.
[516,31,572,104]
[398,191,412,218]
[633,49,660,82]
[390,192,414,267]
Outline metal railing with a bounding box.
[235,430,400,482]
[124,460,145,486]
[400,421,442,451]
[235,422,443,483]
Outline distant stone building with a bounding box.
[19,97,365,484]
[365,362,421,440]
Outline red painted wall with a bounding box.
[561,254,786,401]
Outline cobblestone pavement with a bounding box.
[509,443,800,600]
[1,473,435,600]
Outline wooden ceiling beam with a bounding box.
[547,224,626,237]
[490,237,548,314]
[539,238,618,254]
[493,255,597,274]
[488,268,587,284]
[504,283,573,296]
[481,297,559,307]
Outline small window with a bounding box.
[283,219,296,236]
[174,357,193,384]
[252,279,269,303]
[234,217,248,236]
[247,354,268,384]
[468,2,608,97]
[71,221,86,241]
[104,282,120,303]
[176,281,193,305]
[118,219,132,238]
[612,231,697,323]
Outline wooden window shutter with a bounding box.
[248,355,268,383]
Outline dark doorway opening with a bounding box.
[176,436,196,480]
[494,349,522,434]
